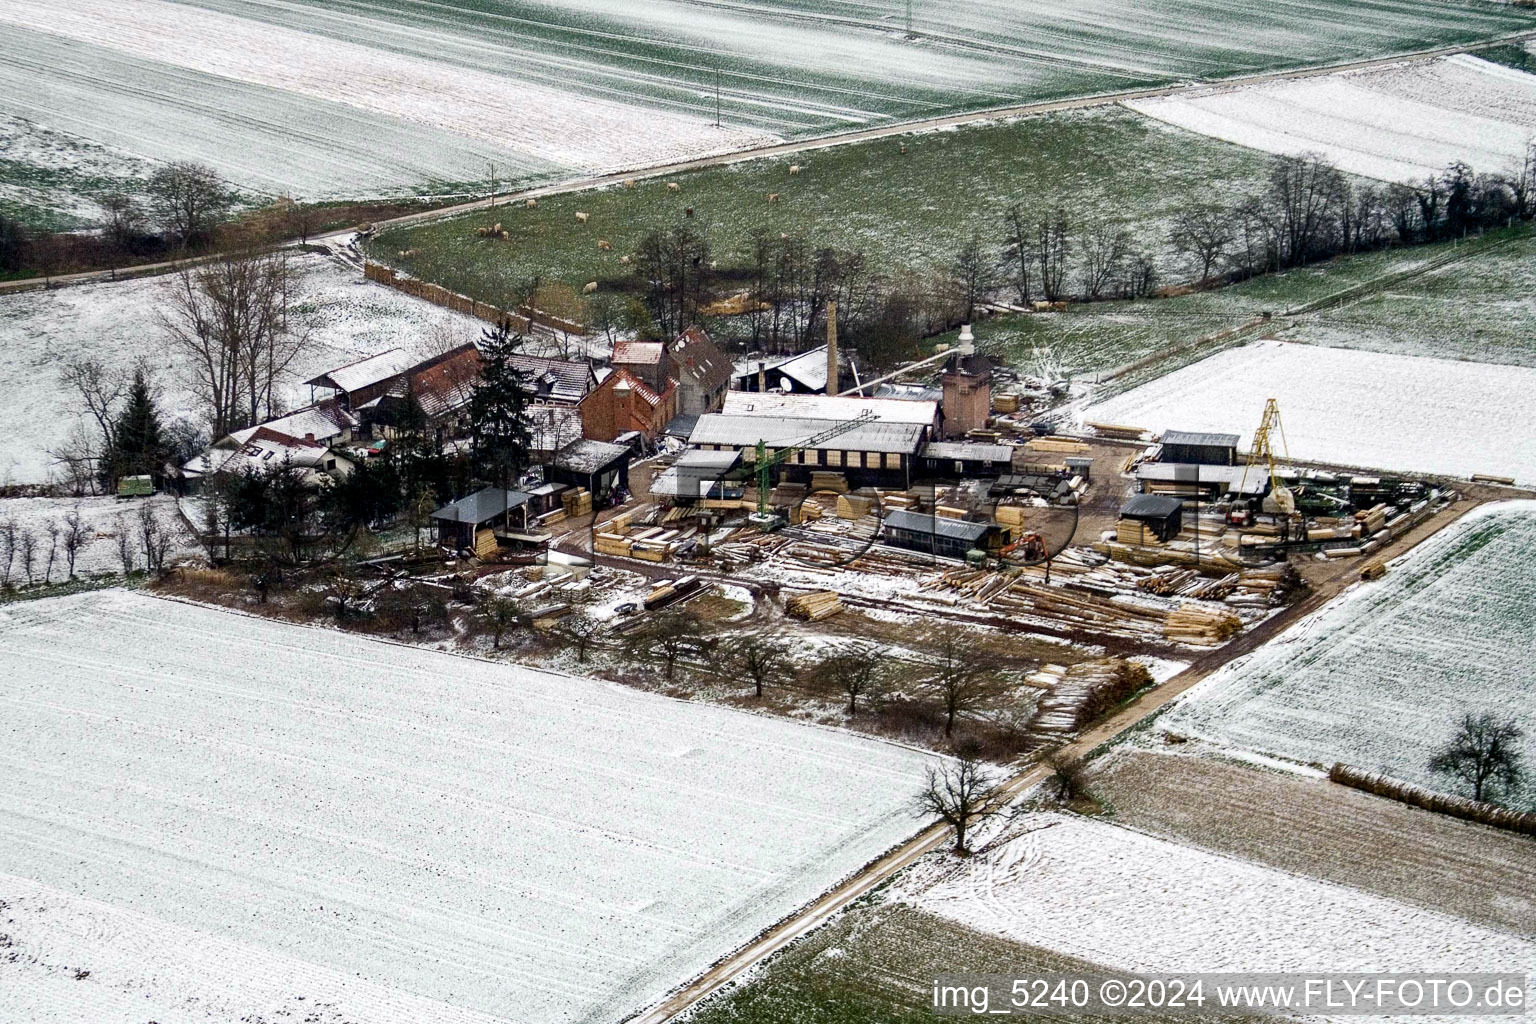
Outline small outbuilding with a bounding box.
[1118,494,1184,543]
[918,441,1015,479]
[547,439,631,504]
[431,488,533,552]
[1161,430,1239,466]
[881,509,993,560]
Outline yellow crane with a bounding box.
[1240,398,1296,516]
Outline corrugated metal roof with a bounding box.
[431,488,532,525]
[1136,463,1267,495]
[675,449,742,471]
[1121,494,1184,518]
[553,439,628,474]
[883,509,990,541]
[1162,430,1239,448]
[509,354,595,404]
[733,345,829,391]
[920,442,1014,462]
[721,391,937,427]
[687,415,924,454]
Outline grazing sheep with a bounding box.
[475,227,489,237]
[767,193,780,203]
[598,239,612,251]
[623,179,636,189]
[779,232,790,240]
[526,198,537,209]
[900,143,907,154]
[583,281,599,295]
[575,211,589,224]
[619,255,631,265]
[498,229,509,239]
[493,222,502,234]
[667,182,681,191]
[788,164,801,175]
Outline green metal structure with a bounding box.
[752,410,876,517]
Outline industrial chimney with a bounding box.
[825,300,839,396]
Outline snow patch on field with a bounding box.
[0,254,480,486]
[1083,339,1536,484]
[1127,56,1536,183]
[0,591,932,1024]
[1156,501,1536,808]
[0,0,776,180]
[902,813,1536,973]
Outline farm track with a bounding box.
[5,28,1534,297]
[628,484,1528,1023]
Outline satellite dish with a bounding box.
[779,376,793,392]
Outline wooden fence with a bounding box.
[363,262,586,336]
[1329,763,1536,836]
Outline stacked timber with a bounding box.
[1115,518,1161,546]
[1360,562,1388,581]
[935,505,968,520]
[594,532,633,557]
[786,590,845,621]
[1087,421,1148,441]
[1354,503,1389,536]
[540,508,568,527]
[562,488,593,517]
[1025,659,1152,749]
[993,393,1021,414]
[473,528,500,560]
[1028,437,1090,455]
[1330,764,1536,836]
[809,472,849,494]
[1164,603,1241,645]
[836,493,876,520]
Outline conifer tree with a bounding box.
[468,319,534,496]
[101,369,168,489]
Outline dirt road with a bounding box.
[626,485,1530,1023]
[5,29,1531,297]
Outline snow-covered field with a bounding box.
[901,812,1536,974]
[0,253,481,486]
[3,0,1529,218]
[0,590,932,1023]
[0,494,201,580]
[1153,501,1536,808]
[1083,339,1536,484]
[1127,55,1536,183]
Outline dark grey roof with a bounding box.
[553,439,629,474]
[1162,430,1239,448]
[1121,494,1184,519]
[883,509,990,541]
[431,488,532,525]
[508,354,595,404]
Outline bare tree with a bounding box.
[59,358,127,456]
[17,529,37,586]
[160,252,311,437]
[0,518,15,588]
[100,192,147,260]
[1035,212,1071,302]
[61,511,88,580]
[480,596,523,650]
[821,642,885,716]
[1169,206,1235,284]
[1003,204,1036,303]
[950,231,997,322]
[137,503,175,574]
[1078,222,1130,300]
[928,628,1001,736]
[915,751,996,856]
[146,161,232,247]
[114,515,137,574]
[554,610,603,663]
[626,609,708,679]
[1429,712,1526,805]
[1040,752,1090,805]
[1267,153,1346,266]
[322,572,368,621]
[43,519,61,585]
[730,629,792,698]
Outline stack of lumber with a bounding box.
[1330,763,1536,837]
[1354,503,1389,536]
[1024,663,1069,688]
[539,508,568,527]
[993,393,1021,414]
[1087,421,1148,440]
[602,509,636,535]
[1115,518,1161,546]
[1025,659,1148,747]
[879,490,918,510]
[644,575,702,610]
[995,505,1027,527]
[1140,568,1237,599]
[594,532,633,557]
[473,528,500,560]
[1164,603,1242,645]
[935,505,968,520]
[562,488,593,517]
[1360,562,1388,581]
[1028,437,1090,455]
[809,472,849,494]
[785,590,844,621]
[836,493,876,520]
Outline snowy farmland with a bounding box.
[902,813,1536,974]
[1082,339,1536,484]
[0,253,481,487]
[1154,501,1536,809]
[1127,55,1536,184]
[0,590,933,1024]
[0,494,201,581]
[2,0,1531,219]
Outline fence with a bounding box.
[1329,763,1536,836]
[363,262,586,336]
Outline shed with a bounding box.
[1119,494,1184,542]
[1161,430,1239,466]
[881,508,993,560]
[918,441,1015,478]
[431,488,533,550]
[548,439,631,503]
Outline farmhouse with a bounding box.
[669,326,734,416]
[612,340,671,394]
[508,353,599,406]
[182,426,354,489]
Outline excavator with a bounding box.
[1000,531,1047,562]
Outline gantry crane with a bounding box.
[752,410,877,519]
[1239,398,1297,518]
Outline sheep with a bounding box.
[788,164,801,175]
[597,239,612,251]
[575,211,589,224]
[526,198,537,209]
[618,254,631,265]
[767,193,780,203]
[397,249,419,259]
[779,232,790,240]
[900,143,907,154]
[667,182,681,192]
[582,281,599,295]
[493,222,502,234]
[623,179,636,189]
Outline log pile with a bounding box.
[1137,564,1295,607]
[1025,659,1151,748]
[1164,603,1242,644]
[1330,763,1536,836]
[786,590,845,621]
